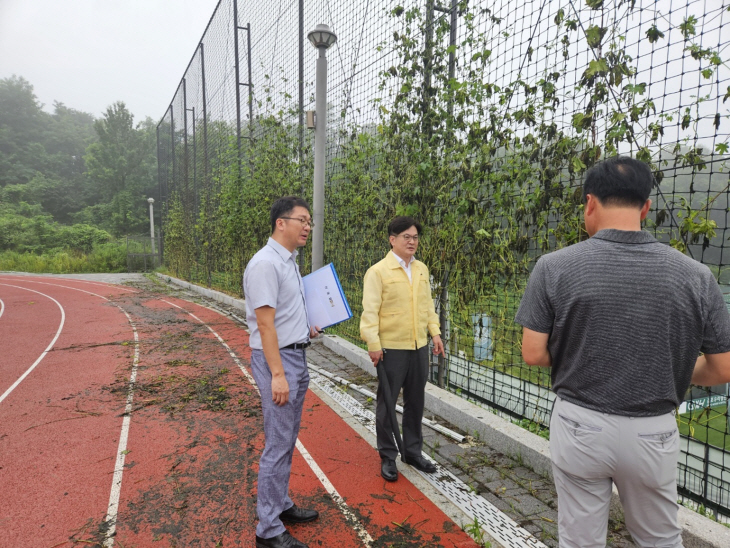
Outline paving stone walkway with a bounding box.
[305,340,638,548]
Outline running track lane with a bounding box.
[160,297,479,547]
[0,278,136,545]
[1,279,478,546]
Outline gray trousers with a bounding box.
[550,397,683,548]
[251,348,309,539]
[376,346,429,461]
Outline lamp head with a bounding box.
[308,24,337,49]
[148,197,155,204]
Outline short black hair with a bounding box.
[388,216,422,238]
[270,196,310,233]
[582,156,654,209]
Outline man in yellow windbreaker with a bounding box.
[360,216,445,482]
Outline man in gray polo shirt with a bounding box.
[516,156,730,547]
[244,196,321,548]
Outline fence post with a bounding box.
[182,78,189,198]
[233,0,242,167]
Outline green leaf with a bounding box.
[624,83,646,95]
[702,68,713,80]
[636,147,652,163]
[681,113,691,130]
[646,25,665,44]
[680,16,697,39]
[585,0,603,8]
[715,142,729,155]
[585,58,609,78]
[585,25,607,49]
[572,157,587,172]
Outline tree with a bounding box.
[0,76,47,187]
[82,102,157,235]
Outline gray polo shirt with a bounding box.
[243,237,309,350]
[515,228,730,416]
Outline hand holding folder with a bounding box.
[302,263,352,329]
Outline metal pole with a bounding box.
[447,0,458,121]
[170,104,175,198]
[311,45,328,273]
[298,0,305,269]
[423,0,435,137]
[188,106,197,217]
[246,23,253,136]
[156,124,164,262]
[233,0,242,166]
[436,0,459,388]
[182,79,189,195]
[148,199,156,257]
[200,43,209,185]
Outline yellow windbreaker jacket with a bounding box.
[360,251,441,352]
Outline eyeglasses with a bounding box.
[280,216,314,228]
[398,234,419,242]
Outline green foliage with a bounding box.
[81,102,157,235]
[0,76,159,276]
[160,1,729,395]
[0,242,126,274]
[517,418,550,440]
[0,198,113,255]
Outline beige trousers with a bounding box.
[550,397,683,548]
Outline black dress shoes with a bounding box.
[279,504,319,523]
[404,455,437,473]
[256,531,308,548]
[381,458,398,481]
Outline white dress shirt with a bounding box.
[391,250,413,283]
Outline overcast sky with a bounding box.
[0,0,221,122]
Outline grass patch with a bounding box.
[0,242,127,273]
[678,404,730,450]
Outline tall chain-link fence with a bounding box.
[157,0,730,520]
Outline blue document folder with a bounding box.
[302,263,353,329]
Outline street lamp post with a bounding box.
[307,24,337,273]
[147,197,156,259]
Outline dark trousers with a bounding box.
[376,345,429,461]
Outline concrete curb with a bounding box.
[158,273,730,548]
[155,273,246,313]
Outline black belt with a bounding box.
[281,341,310,350]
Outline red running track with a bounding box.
[0,276,478,547]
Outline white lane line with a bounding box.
[309,372,548,548]
[0,278,141,547]
[0,284,65,405]
[0,297,4,320]
[160,299,374,547]
[0,275,138,293]
[294,439,375,546]
[103,308,139,548]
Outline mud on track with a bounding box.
[2,278,478,548]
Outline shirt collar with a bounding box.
[267,237,298,262]
[591,229,658,245]
[390,250,413,268]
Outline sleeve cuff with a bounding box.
[367,341,382,352]
[428,324,441,337]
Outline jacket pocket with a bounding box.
[380,309,406,335]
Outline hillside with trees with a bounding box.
[0,75,158,271]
